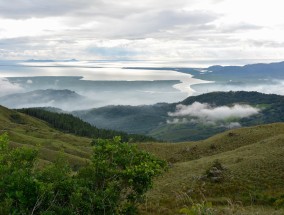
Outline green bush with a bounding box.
[0,133,167,214]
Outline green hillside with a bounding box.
[18,108,157,142]
[1,104,284,214]
[0,104,156,168]
[0,105,92,168]
[138,123,284,214]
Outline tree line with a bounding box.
[18,108,157,143]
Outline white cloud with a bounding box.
[0,78,24,97]
[226,122,241,129]
[0,0,284,62]
[168,102,260,125]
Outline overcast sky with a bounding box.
[1,0,284,63]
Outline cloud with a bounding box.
[0,0,199,20]
[0,78,24,97]
[0,0,283,62]
[226,122,241,129]
[64,9,219,40]
[0,0,95,19]
[220,23,262,33]
[168,102,260,125]
[87,46,140,59]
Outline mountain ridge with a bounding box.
[72,91,284,141]
[0,89,85,109]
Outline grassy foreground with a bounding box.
[138,123,284,214]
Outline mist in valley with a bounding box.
[1,60,284,112]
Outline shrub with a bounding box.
[0,133,167,214]
[205,160,226,183]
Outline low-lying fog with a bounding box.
[0,60,284,111]
[0,61,210,110]
[168,102,260,128]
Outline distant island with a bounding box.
[26,59,78,62]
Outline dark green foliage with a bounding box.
[0,133,166,214]
[180,91,284,106]
[18,108,157,143]
[0,133,40,214]
[79,137,167,214]
[9,112,25,124]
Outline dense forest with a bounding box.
[180,91,284,106]
[18,108,157,143]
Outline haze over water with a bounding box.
[0,60,212,109]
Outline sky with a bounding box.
[1,0,284,63]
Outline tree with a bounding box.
[81,137,167,214]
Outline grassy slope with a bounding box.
[1,105,284,214]
[138,123,284,214]
[0,105,92,168]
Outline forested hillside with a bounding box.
[18,108,156,142]
[73,91,284,141]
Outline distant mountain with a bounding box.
[194,61,284,82]
[208,61,284,73]
[0,89,84,109]
[63,59,78,62]
[25,59,77,62]
[125,60,284,86]
[26,59,55,62]
[205,61,284,78]
[73,91,284,142]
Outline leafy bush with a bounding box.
[0,133,166,214]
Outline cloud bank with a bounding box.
[0,78,23,97]
[168,102,260,126]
